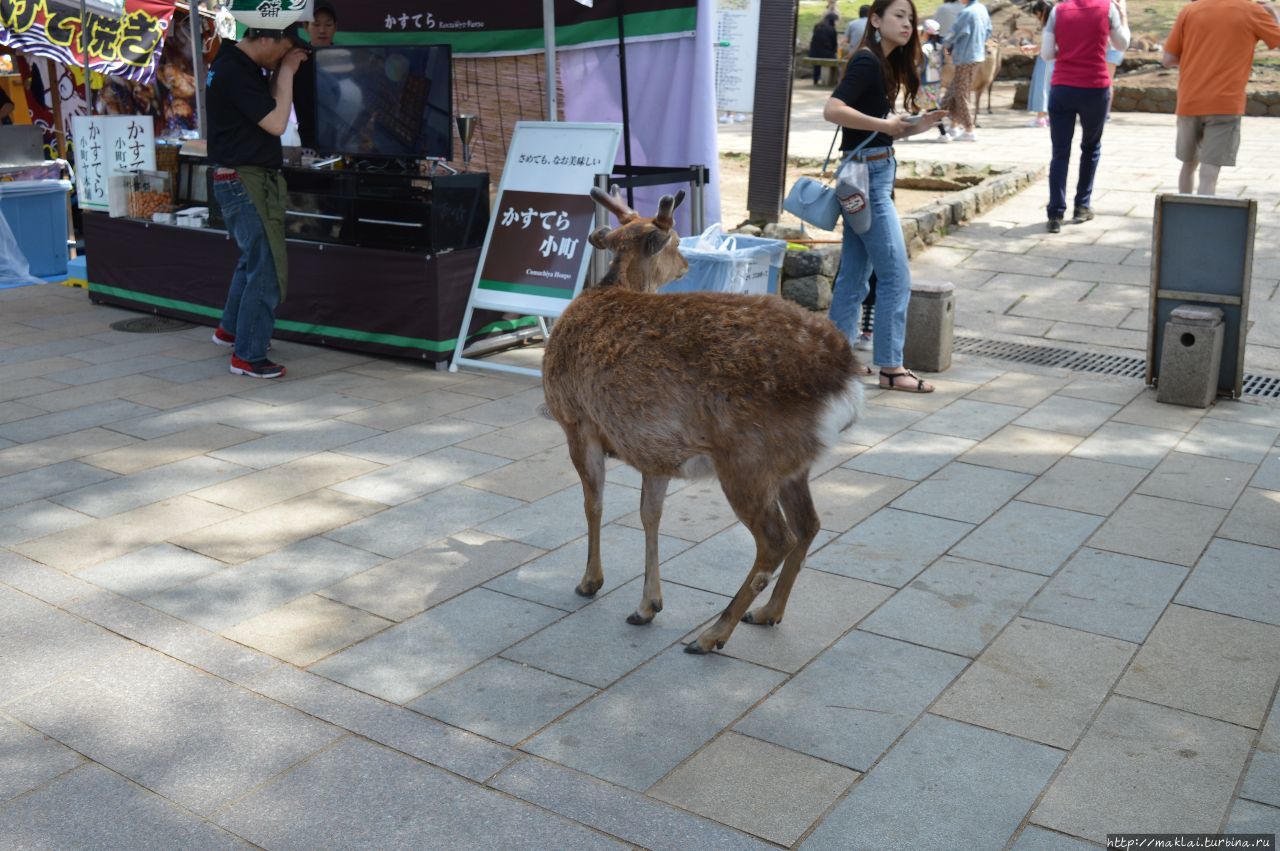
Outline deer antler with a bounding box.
[653,190,686,231]
[589,185,639,225]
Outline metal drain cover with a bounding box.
[952,335,1280,399]
[110,316,195,334]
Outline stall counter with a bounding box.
[84,213,532,363]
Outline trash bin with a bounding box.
[665,224,787,296]
[0,180,72,280]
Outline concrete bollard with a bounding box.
[1157,305,1224,408]
[904,281,955,373]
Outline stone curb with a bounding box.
[899,164,1044,258]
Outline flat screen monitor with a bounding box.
[312,44,453,161]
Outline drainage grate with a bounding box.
[110,316,194,334]
[952,335,1280,399]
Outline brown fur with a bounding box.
[542,188,863,653]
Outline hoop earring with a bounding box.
[873,28,882,43]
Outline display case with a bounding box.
[204,167,488,253]
[124,169,175,221]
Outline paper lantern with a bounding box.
[227,0,312,31]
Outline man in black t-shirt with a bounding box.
[206,28,307,379]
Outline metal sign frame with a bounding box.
[1146,193,1255,399]
[449,121,621,378]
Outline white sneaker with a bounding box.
[955,130,978,142]
[855,332,873,352]
[936,132,953,143]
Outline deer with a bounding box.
[541,187,864,654]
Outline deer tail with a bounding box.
[816,375,865,451]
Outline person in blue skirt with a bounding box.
[1023,0,1055,126]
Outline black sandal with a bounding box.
[879,369,934,393]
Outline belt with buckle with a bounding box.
[857,148,895,162]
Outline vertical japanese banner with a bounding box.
[451,120,620,377]
[71,114,156,211]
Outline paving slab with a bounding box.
[0,499,90,548]
[655,521,835,598]
[221,594,394,666]
[1135,451,1256,509]
[490,756,771,851]
[1032,696,1254,844]
[487,523,691,612]
[76,542,228,599]
[860,556,1046,657]
[0,584,134,703]
[1068,421,1183,469]
[323,529,544,621]
[949,500,1102,575]
[82,424,261,475]
[523,647,785,792]
[1015,397,1121,437]
[848,402,928,445]
[650,732,857,846]
[1010,825,1100,851]
[477,481,641,550]
[326,483,524,558]
[215,736,622,850]
[959,425,1083,476]
[1023,547,1187,643]
[0,715,84,804]
[1017,456,1148,516]
[245,664,513,782]
[809,466,917,531]
[1175,418,1280,464]
[0,399,156,443]
[49,455,250,518]
[806,507,973,588]
[735,629,967,770]
[1111,391,1208,432]
[966,372,1071,408]
[409,658,597,745]
[0,460,119,512]
[1225,799,1280,836]
[503,576,727,687]
[1240,697,1280,808]
[1116,605,1280,728]
[310,587,563,704]
[843,428,977,481]
[1218,487,1280,549]
[1088,493,1225,567]
[1176,537,1280,627]
[146,536,385,631]
[803,714,1063,851]
[335,416,496,464]
[328,445,510,505]
[0,764,248,851]
[455,414,568,460]
[1251,447,1280,491]
[6,648,341,816]
[890,462,1033,524]
[718,568,893,672]
[932,618,1135,748]
[465,445,584,502]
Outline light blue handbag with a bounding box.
[783,128,842,230]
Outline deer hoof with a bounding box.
[626,611,654,626]
[715,640,725,650]
[683,642,708,655]
[574,580,601,598]
[742,612,777,626]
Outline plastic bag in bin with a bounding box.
[665,224,787,296]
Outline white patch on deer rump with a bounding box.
[816,376,865,450]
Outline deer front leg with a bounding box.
[686,491,792,654]
[626,473,669,625]
[566,428,607,597]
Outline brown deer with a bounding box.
[972,38,1003,117]
[542,187,864,654]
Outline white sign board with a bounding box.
[450,120,621,378]
[715,0,761,114]
[71,115,157,212]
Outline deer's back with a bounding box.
[544,288,858,476]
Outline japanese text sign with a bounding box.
[71,115,156,211]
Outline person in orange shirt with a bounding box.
[1162,0,1280,194]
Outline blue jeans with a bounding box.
[1047,85,1110,219]
[214,177,279,363]
[829,151,911,369]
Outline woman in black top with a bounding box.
[823,0,946,392]
[809,13,840,83]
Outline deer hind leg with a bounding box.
[566,426,607,597]
[743,470,819,628]
[686,478,794,654]
[627,473,669,625]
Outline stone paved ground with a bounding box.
[2,84,1279,849]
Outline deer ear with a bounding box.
[643,228,671,257]
[588,226,613,250]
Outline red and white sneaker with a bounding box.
[212,326,235,346]
[229,356,286,379]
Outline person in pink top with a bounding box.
[1162,0,1280,195]
[1040,0,1130,232]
